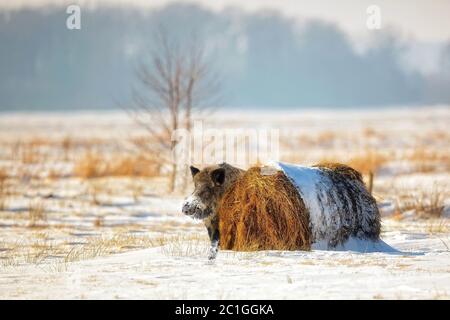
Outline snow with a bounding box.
[0,228,448,299]
[0,107,449,299]
[272,162,328,241]
[311,237,398,253]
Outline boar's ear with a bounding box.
[190,166,200,178]
[211,168,225,186]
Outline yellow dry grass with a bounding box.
[0,232,165,270]
[0,168,7,191]
[318,150,388,175]
[407,147,450,173]
[28,199,47,227]
[0,168,7,211]
[74,152,160,178]
[346,150,388,175]
[392,184,447,219]
[218,167,311,251]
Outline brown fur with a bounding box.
[218,167,311,251]
[190,163,243,218]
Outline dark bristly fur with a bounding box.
[182,162,381,259]
[314,162,363,182]
[311,162,380,245]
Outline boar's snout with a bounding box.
[181,195,211,219]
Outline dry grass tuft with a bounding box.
[108,155,159,177]
[317,150,388,176]
[20,139,46,164]
[159,234,209,257]
[0,168,7,211]
[28,199,47,227]
[426,219,448,234]
[73,152,105,178]
[346,150,388,175]
[0,232,163,270]
[415,185,446,219]
[74,152,159,178]
[65,233,163,263]
[315,130,337,145]
[130,182,144,202]
[408,148,448,162]
[0,169,7,192]
[0,196,6,211]
[218,167,311,251]
[88,180,104,205]
[363,127,378,138]
[94,216,104,228]
[407,148,450,173]
[61,136,72,161]
[393,184,447,219]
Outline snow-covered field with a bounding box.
[1,225,450,300]
[0,107,449,299]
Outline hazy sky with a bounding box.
[2,0,449,109]
[1,0,450,43]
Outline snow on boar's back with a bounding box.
[218,162,380,251]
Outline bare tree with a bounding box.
[129,29,220,192]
